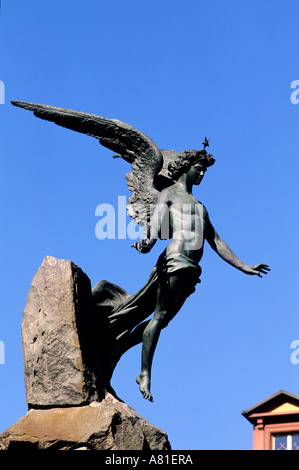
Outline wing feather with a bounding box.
[11,100,162,231]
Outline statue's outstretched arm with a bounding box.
[205,212,270,277]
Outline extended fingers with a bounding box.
[260,264,270,271]
[255,263,270,274]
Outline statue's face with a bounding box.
[187,163,206,185]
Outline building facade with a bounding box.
[242,390,299,450]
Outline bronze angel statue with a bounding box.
[12,101,270,402]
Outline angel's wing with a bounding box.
[11,100,163,232]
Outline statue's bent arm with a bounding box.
[133,190,171,253]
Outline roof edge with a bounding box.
[242,390,299,417]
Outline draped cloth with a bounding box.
[92,250,202,345]
[92,249,202,381]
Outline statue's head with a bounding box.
[168,148,215,182]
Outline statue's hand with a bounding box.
[132,239,153,254]
[243,263,270,278]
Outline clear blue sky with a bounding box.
[0,0,298,450]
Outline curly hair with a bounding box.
[168,149,215,181]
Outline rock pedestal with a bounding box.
[21,256,103,407]
[0,395,170,451]
[0,256,171,451]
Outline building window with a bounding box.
[292,434,299,450]
[273,434,299,450]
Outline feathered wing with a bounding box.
[11,100,163,232]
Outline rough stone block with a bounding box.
[22,256,102,408]
[0,394,171,450]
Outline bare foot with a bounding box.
[136,372,154,402]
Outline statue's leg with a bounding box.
[136,273,189,401]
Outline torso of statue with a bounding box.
[158,184,207,264]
